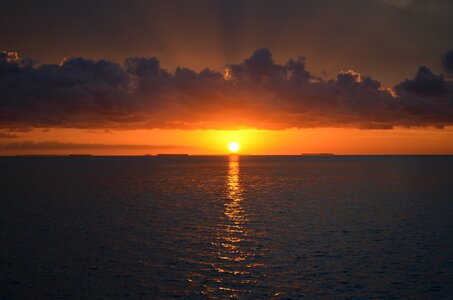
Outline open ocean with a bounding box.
[1,155,453,299]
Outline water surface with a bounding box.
[1,155,452,298]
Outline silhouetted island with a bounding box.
[15,154,65,157]
[300,153,334,156]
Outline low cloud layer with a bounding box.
[1,140,188,150]
[1,48,452,130]
[0,132,21,138]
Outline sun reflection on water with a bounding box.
[207,155,256,297]
[221,155,249,262]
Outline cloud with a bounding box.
[379,0,453,16]
[443,49,453,73]
[0,48,452,130]
[1,141,190,150]
[0,132,21,138]
[395,66,447,96]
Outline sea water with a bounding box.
[1,155,452,298]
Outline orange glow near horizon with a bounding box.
[1,127,453,155]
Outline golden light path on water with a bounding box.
[203,155,256,297]
[221,155,248,264]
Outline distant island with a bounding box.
[14,154,93,157]
[156,154,189,157]
[300,153,334,156]
[15,154,65,157]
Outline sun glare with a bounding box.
[228,141,240,153]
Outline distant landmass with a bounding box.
[301,153,334,156]
[157,154,189,157]
[15,154,65,157]
[14,154,93,157]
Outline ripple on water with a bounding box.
[1,156,453,298]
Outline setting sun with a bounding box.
[228,141,240,153]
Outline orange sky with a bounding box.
[1,127,452,156]
[1,1,453,156]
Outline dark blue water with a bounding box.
[1,155,453,299]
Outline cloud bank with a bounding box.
[0,132,20,138]
[1,140,189,150]
[1,48,452,130]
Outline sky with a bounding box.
[1,0,453,155]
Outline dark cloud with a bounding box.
[395,66,448,96]
[0,48,452,130]
[0,51,19,62]
[442,49,453,73]
[1,0,452,88]
[1,141,189,150]
[230,48,277,81]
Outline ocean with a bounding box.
[1,155,452,299]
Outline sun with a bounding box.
[228,141,240,153]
